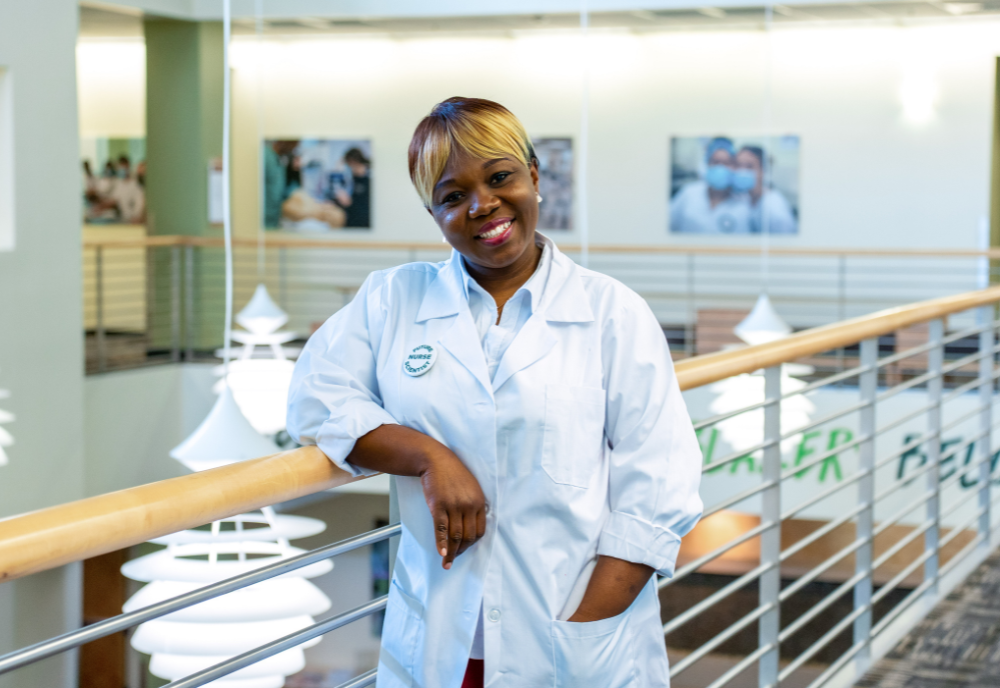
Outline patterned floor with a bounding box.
[855,548,1000,688]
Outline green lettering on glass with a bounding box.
[818,428,852,483]
[792,431,822,480]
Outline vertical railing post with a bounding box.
[185,244,195,361]
[685,253,695,358]
[279,247,288,311]
[924,319,944,592]
[758,364,782,688]
[978,306,994,545]
[853,337,878,669]
[95,245,106,373]
[837,255,847,377]
[170,246,182,362]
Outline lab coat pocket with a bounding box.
[551,609,636,688]
[379,580,424,682]
[542,384,606,488]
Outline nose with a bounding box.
[468,187,500,218]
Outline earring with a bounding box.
[537,193,543,203]
[441,235,448,244]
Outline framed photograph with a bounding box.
[80,137,146,224]
[263,139,371,231]
[532,137,573,231]
[669,135,800,235]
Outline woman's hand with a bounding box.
[419,448,488,569]
[566,557,654,623]
[344,424,486,570]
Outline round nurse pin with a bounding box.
[403,344,437,377]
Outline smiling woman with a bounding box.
[287,96,703,688]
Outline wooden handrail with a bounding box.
[81,234,1000,259]
[2,286,1000,582]
[0,447,357,582]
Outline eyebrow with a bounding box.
[434,158,514,192]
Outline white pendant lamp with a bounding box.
[734,293,791,346]
[237,284,289,336]
[0,371,12,467]
[708,294,815,464]
[171,386,279,472]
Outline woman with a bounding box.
[669,137,750,234]
[288,97,702,688]
[732,145,798,235]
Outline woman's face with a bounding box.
[734,150,763,188]
[708,148,734,168]
[429,149,540,272]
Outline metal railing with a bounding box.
[8,283,1000,688]
[83,234,996,372]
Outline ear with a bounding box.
[530,158,540,193]
[425,206,433,217]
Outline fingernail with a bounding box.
[444,562,451,570]
[440,548,447,556]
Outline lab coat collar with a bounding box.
[415,233,593,325]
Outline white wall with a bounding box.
[225,21,998,249]
[0,1,86,686]
[83,364,216,496]
[77,20,1000,250]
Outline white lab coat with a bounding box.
[670,180,751,234]
[287,235,703,688]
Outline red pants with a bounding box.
[461,659,484,688]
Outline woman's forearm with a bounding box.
[345,423,450,476]
[567,556,654,623]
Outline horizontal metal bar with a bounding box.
[936,532,987,580]
[335,669,377,688]
[793,363,871,395]
[874,400,937,438]
[694,397,775,431]
[668,602,775,678]
[778,603,869,681]
[781,503,868,562]
[876,369,937,403]
[875,340,940,370]
[939,401,993,435]
[703,642,776,688]
[781,400,868,441]
[0,523,401,675]
[870,546,938,608]
[663,562,774,636]
[942,370,999,404]
[659,521,775,590]
[704,478,779,519]
[936,507,986,553]
[873,429,933,471]
[869,576,938,639]
[782,466,870,521]
[778,569,869,643]
[166,595,388,688]
[872,519,934,571]
[805,638,870,688]
[780,433,870,482]
[941,321,996,346]
[702,438,778,476]
[780,536,869,602]
[873,489,935,538]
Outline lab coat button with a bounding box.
[488,608,501,622]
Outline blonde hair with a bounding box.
[408,97,535,207]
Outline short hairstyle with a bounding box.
[408,97,535,207]
[705,137,735,162]
[739,145,765,167]
[344,147,369,167]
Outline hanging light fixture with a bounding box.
[214,284,299,437]
[0,370,12,466]
[709,296,815,464]
[122,4,333,685]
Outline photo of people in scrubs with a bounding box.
[669,135,800,235]
[263,139,373,231]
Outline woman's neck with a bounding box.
[708,187,729,209]
[464,240,543,317]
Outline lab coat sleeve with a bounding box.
[596,290,704,578]
[286,271,398,477]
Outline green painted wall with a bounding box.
[144,18,225,350]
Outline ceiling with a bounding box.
[78,0,1000,38]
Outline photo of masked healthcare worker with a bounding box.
[669,135,800,235]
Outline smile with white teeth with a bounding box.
[478,220,512,239]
